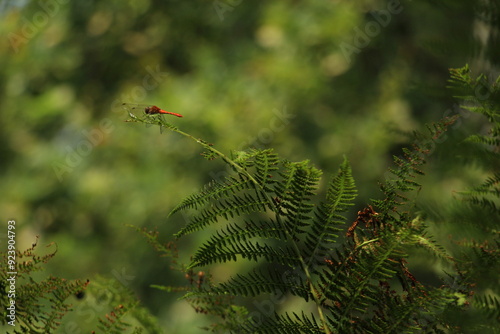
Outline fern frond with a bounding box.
[305,157,357,268]
[465,134,500,147]
[373,286,458,333]
[191,219,286,254]
[253,149,280,191]
[190,239,301,268]
[473,294,500,321]
[172,149,288,239]
[372,122,454,228]
[0,238,90,333]
[206,269,311,299]
[275,160,322,235]
[465,196,499,213]
[319,226,423,329]
[87,275,163,334]
[124,64,500,333]
[96,304,134,333]
[449,65,500,123]
[175,192,269,238]
[457,171,500,214]
[169,174,254,215]
[236,311,324,334]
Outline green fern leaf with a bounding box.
[208,269,311,299]
[235,311,323,334]
[190,239,301,268]
[175,192,269,238]
[305,157,357,268]
[169,174,254,216]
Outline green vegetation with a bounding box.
[0,1,498,333]
[124,66,498,332]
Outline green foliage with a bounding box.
[0,237,162,334]
[446,65,500,331]
[2,3,499,330]
[0,237,89,333]
[87,276,162,334]
[2,1,499,331]
[449,65,500,216]
[126,101,471,333]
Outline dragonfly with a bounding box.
[121,103,183,118]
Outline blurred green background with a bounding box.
[1,0,498,332]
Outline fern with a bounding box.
[448,64,500,152]
[232,269,308,297]
[119,65,500,332]
[445,65,500,331]
[236,312,324,334]
[126,103,467,333]
[457,170,500,215]
[0,235,161,333]
[0,237,89,333]
[305,156,357,270]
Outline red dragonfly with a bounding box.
[122,103,183,118]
